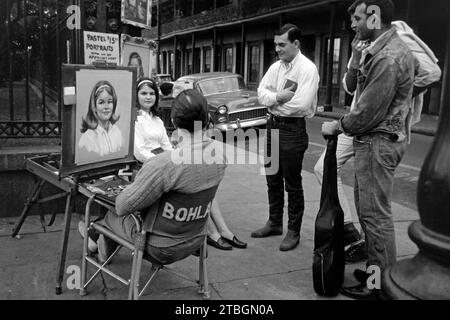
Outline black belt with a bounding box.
[268,113,304,124]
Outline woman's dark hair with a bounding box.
[171,89,209,133]
[80,80,119,133]
[136,77,160,116]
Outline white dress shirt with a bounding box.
[78,124,123,156]
[258,51,320,118]
[134,111,173,163]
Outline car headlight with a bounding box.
[217,105,228,115]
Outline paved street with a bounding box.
[0,119,426,300]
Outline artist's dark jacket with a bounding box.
[340,27,415,142]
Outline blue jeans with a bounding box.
[353,133,407,271]
[265,116,309,232]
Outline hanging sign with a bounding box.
[83,31,120,65]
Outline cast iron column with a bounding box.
[157,0,161,74]
[324,2,336,112]
[240,22,246,77]
[382,17,450,300]
[173,36,178,79]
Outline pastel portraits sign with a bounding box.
[121,34,158,79]
[121,0,152,29]
[83,31,120,65]
[74,69,133,165]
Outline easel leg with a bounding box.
[55,190,74,295]
[12,179,45,238]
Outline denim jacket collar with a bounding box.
[366,27,397,59]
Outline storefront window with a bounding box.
[203,47,211,72]
[249,43,260,83]
[322,37,341,85]
[225,47,233,73]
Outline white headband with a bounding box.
[138,79,154,87]
[95,84,111,95]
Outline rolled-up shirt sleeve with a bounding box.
[257,65,279,107]
[341,56,399,135]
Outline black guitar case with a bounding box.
[313,135,345,297]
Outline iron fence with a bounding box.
[0,0,77,138]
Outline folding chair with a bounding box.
[79,186,218,300]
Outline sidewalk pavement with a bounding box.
[0,145,420,300]
[316,105,439,136]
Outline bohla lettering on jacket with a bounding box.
[161,201,212,222]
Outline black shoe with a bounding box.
[207,236,233,250]
[345,241,368,263]
[222,236,247,249]
[353,268,369,284]
[341,283,381,300]
[279,230,300,251]
[343,223,361,246]
[251,221,283,238]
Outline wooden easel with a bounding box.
[11,155,79,294]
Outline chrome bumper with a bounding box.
[214,117,267,131]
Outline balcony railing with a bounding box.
[146,0,325,38]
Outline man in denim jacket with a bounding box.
[322,0,415,300]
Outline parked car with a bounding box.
[168,72,268,131]
[154,73,174,96]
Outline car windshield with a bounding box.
[158,76,172,82]
[197,76,244,96]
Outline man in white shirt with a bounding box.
[251,24,320,251]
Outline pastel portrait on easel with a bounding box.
[74,69,133,165]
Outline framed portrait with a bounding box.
[60,64,137,178]
[121,0,152,29]
[120,34,158,80]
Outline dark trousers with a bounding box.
[265,116,309,232]
[103,212,203,265]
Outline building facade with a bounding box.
[144,0,448,115]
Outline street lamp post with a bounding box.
[382,19,450,300]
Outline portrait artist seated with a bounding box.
[83,89,227,264]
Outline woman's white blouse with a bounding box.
[78,124,123,156]
[134,111,173,162]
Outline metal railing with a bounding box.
[145,0,324,38]
[0,0,75,138]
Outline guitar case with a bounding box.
[313,135,345,297]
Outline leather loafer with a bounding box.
[341,283,381,300]
[223,236,247,249]
[251,221,283,238]
[353,268,369,284]
[207,236,232,250]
